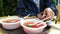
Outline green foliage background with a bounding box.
[0,0,57,17]
[0,0,18,17]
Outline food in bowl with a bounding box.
[0,17,23,29]
[24,21,44,28]
[3,19,20,23]
[21,19,47,34]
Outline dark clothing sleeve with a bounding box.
[16,0,28,17]
[16,0,37,17]
[16,0,58,17]
[44,0,58,16]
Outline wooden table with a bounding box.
[0,28,6,34]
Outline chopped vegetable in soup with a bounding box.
[24,22,44,28]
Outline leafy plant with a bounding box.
[3,0,18,16]
[0,0,18,17]
[0,0,5,17]
[53,0,56,3]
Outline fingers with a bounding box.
[44,8,54,20]
[37,12,46,20]
[37,8,55,20]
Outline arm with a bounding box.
[16,0,27,17]
[44,0,58,16]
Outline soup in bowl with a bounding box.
[0,17,23,29]
[21,19,47,34]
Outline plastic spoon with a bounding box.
[23,14,30,19]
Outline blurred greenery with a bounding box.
[54,0,56,3]
[0,0,18,17]
[0,0,4,16]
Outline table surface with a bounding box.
[48,22,60,34]
[0,16,60,34]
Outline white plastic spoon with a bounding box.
[23,14,30,19]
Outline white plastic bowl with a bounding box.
[21,19,47,34]
[0,17,23,29]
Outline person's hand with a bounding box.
[37,8,54,20]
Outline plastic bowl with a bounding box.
[21,19,47,34]
[0,17,23,29]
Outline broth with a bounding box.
[3,19,20,23]
[24,21,44,28]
